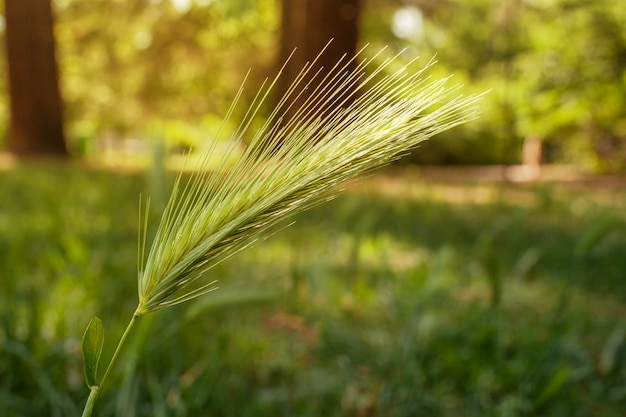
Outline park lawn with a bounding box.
[1,162,626,417]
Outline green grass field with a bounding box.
[1,162,626,417]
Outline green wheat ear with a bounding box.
[81,47,485,417]
[134,48,485,316]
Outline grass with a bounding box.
[1,162,626,416]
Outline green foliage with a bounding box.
[2,164,626,416]
[0,0,622,168]
[52,0,278,147]
[82,317,104,388]
[0,164,143,417]
[362,0,626,170]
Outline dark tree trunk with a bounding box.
[276,0,361,125]
[4,0,68,156]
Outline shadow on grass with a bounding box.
[2,163,626,417]
[290,176,626,301]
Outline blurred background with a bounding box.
[2,0,626,171]
[1,1,626,416]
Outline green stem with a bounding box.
[80,313,140,417]
[81,387,98,417]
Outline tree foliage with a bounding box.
[54,0,278,149]
[0,0,624,170]
[361,0,626,170]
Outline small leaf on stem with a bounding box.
[81,316,104,388]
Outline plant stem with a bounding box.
[81,387,98,417]
[81,313,140,417]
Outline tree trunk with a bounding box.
[276,0,361,126]
[4,0,68,156]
